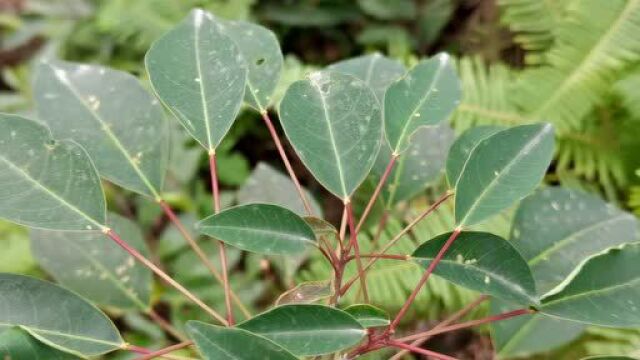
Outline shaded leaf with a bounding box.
[344,304,390,328]
[357,0,416,20]
[0,327,80,360]
[446,125,505,188]
[328,52,405,101]
[275,281,332,305]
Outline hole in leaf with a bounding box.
[255,58,265,66]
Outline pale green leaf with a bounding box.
[0,114,105,231]
[0,273,123,357]
[34,60,169,198]
[343,304,390,328]
[328,52,405,101]
[455,123,555,226]
[145,8,247,151]
[279,70,382,199]
[446,125,505,188]
[275,280,332,306]
[0,327,80,360]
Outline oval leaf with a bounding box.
[0,273,123,357]
[446,125,505,188]
[30,213,152,310]
[511,187,639,294]
[197,204,316,255]
[384,53,461,154]
[279,70,382,199]
[541,243,640,327]
[413,231,538,305]
[276,281,332,306]
[455,123,555,226]
[0,114,105,231]
[34,60,169,198]
[145,8,247,151]
[0,327,80,360]
[237,304,366,356]
[187,321,298,360]
[344,304,390,328]
[328,52,405,101]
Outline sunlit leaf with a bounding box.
[343,304,390,328]
[0,327,80,360]
[328,52,405,101]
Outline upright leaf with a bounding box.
[34,60,169,198]
[0,114,105,231]
[237,304,366,356]
[511,187,639,294]
[343,304,390,328]
[413,231,538,305]
[455,123,555,226]
[279,71,382,199]
[30,213,152,310]
[197,204,316,255]
[541,243,640,327]
[145,8,247,151]
[0,273,123,357]
[187,321,298,360]
[0,327,80,360]
[384,53,461,154]
[328,52,405,101]
[446,125,505,188]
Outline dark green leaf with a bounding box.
[446,125,505,188]
[357,0,416,20]
[344,304,390,328]
[0,327,80,360]
[328,52,405,101]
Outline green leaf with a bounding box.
[581,357,637,360]
[328,52,405,101]
[343,304,390,328]
[275,280,332,306]
[217,19,283,111]
[446,125,505,188]
[145,8,247,151]
[357,0,416,20]
[0,114,106,231]
[413,231,538,306]
[237,304,366,356]
[0,327,80,360]
[384,53,461,154]
[455,123,555,226]
[279,70,382,199]
[30,213,152,311]
[186,321,298,360]
[541,243,640,327]
[197,204,316,255]
[34,60,169,199]
[511,187,639,294]
[0,273,123,357]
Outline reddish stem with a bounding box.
[134,341,193,360]
[370,211,389,250]
[346,253,409,262]
[261,111,314,216]
[386,339,459,360]
[346,202,369,303]
[105,229,227,325]
[147,309,187,342]
[209,151,235,326]
[356,154,397,233]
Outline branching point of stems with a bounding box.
[386,339,459,360]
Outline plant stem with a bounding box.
[370,211,389,250]
[339,206,348,248]
[105,229,227,325]
[387,227,463,333]
[356,155,397,233]
[134,341,194,360]
[260,110,314,216]
[385,340,459,360]
[346,253,409,261]
[209,151,235,326]
[146,308,188,342]
[346,202,369,303]
[127,345,187,360]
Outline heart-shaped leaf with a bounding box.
[0,273,123,357]
[197,204,316,255]
[0,327,80,360]
[446,125,505,188]
[279,70,382,200]
[34,60,169,198]
[30,213,152,311]
[187,321,298,360]
[511,187,639,294]
[344,304,390,328]
[541,243,640,327]
[145,8,247,151]
[413,231,538,305]
[275,281,332,306]
[237,304,366,356]
[0,114,105,231]
[328,52,405,101]
[455,123,555,226]
[384,53,461,154]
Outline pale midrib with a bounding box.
[0,323,122,347]
[452,131,500,189]
[194,21,214,151]
[364,55,378,85]
[194,329,240,359]
[498,316,538,355]
[50,66,160,199]
[205,225,315,245]
[253,328,365,337]
[528,214,630,266]
[542,277,640,308]
[0,155,103,229]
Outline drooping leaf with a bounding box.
[446,125,505,188]
[145,8,247,151]
[30,213,152,311]
[511,187,639,294]
[0,327,80,360]
[186,321,298,360]
[384,53,461,154]
[0,273,123,357]
[34,60,169,198]
[304,216,339,248]
[0,114,105,231]
[197,204,316,255]
[344,304,390,328]
[328,52,405,101]
[275,280,332,305]
[541,243,640,327]
[413,231,538,306]
[455,123,555,226]
[279,70,382,200]
[237,162,322,216]
[237,304,366,356]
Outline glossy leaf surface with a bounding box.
[446,125,504,188]
[328,52,405,101]
[343,304,390,328]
